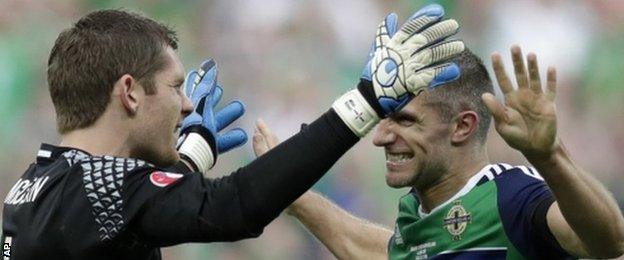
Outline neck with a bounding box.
[415,146,489,213]
[59,119,131,158]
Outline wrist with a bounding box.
[332,87,380,137]
[177,128,217,174]
[524,141,566,170]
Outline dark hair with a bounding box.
[426,49,494,144]
[47,9,178,134]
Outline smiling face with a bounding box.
[130,47,193,166]
[373,94,454,189]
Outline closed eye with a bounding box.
[391,113,419,127]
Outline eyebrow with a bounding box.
[171,77,185,87]
[391,110,416,120]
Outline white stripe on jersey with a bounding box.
[517,165,544,180]
[415,164,545,218]
[483,169,495,180]
[499,163,512,170]
[438,247,507,255]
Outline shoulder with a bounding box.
[497,163,544,181]
[481,163,550,203]
[474,163,546,191]
[66,153,155,241]
[479,163,544,183]
[397,189,419,215]
[61,150,153,174]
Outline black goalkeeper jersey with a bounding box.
[1,110,358,260]
[3,144,246,259]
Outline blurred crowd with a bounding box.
[0,0,622,259]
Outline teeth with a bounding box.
[386,153,413,163]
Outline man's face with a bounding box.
[372,95,453,189]
[132,47,192,166]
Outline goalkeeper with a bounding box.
[1,6,464,260]
[253,4,624,259]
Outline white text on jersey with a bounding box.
[4,177,49,205]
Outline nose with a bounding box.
[181,94,194,117]
[372,119,397,147]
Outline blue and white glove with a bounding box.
[332,4,464,137]
[177,59,247,173]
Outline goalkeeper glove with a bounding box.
[333,4,465,137]
[177,59,247,173]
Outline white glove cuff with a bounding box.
[332,89,380,137]
[178,132,215,174]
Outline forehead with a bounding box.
[157,47,185,81]
[395,93,435,116]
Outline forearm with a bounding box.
[290,191,392,259]
[232,109,359,236]
[527,142,624,256]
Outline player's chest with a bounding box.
[389,185,514,259]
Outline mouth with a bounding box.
[385,151,414,170]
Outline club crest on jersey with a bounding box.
[443,200,471,241]
[149,171,183,187]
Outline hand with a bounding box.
[364,4,465,115]
[178,59,247,173]
[252,119,280,157]
[482,46,558,159]
[332,4,465,137]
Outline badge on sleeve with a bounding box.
[149,171,183,187]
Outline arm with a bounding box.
[535,145,624,258]
[483,46,624,258]
[154,4,465,244]
[135,110,359,244]
[252,119,391,259]
[291,192,392,260]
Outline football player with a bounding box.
[252,5,624,260]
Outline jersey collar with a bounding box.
[36,143,92,163]
[417,164,497,218]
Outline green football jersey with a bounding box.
[388,164,572,259]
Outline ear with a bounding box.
[115,74,141,115]
[450,110,479,144]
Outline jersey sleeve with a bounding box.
[494,166,573,259]
[80,109,359,248]
[120,168,256,247]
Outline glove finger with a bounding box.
[209,85,223,108]
[184,70,199,100]
[194,60,218,101]
[407,40,464,72]
[197,59,217,84]
[385,13,399,37]
[393,4,445,44]
[374,13,397,49]
[362,13,398,81]
[217,128,248,154]
[405,19,460,55]
[215,100,245,131]
[406,62,461,93]
[197,86,222,114]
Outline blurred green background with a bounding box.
[1,0,623,259]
